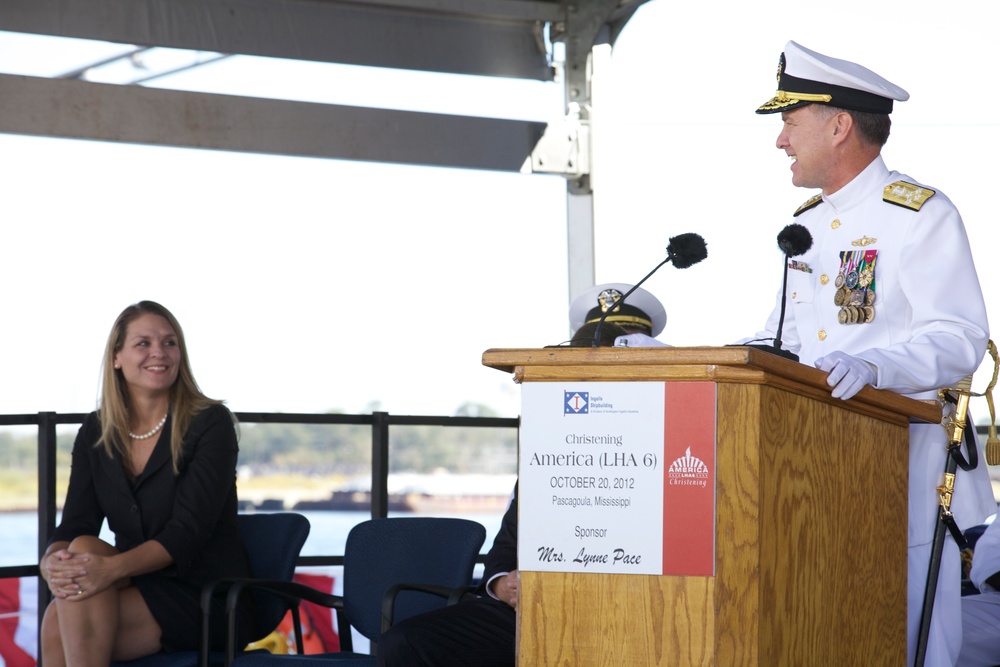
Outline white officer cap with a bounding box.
[757,41,909,115]
[569,283,666,337]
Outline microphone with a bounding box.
[748,223,813,361]
[592,233,707,347]
[777,223,812,257]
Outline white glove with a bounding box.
[814,351,876,400]
[613,333,669,348]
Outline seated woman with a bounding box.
[39,300,253,666]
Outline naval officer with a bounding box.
[617,40,994,666]
[753,41,993,666]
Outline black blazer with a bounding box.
[479,482,517,593]
[51,403,251,586]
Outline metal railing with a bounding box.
[0,409,520,654]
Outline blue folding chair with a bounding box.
[222,516,486,667]
[111,512,310,667]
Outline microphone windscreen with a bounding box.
[666,233,708,269]
[777,223,813,257]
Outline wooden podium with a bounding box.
[482,346,941,667]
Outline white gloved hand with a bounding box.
[613,333,669,348]
[814,351,876,400]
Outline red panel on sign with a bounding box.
[661,382,716,576]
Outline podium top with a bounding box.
[482,345,942,425]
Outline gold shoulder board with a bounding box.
[793,194,822,217]
[883,180,936,211]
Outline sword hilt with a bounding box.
[938,339,1000,462]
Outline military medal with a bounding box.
[834,249,878,325]
[860,250,878,322]
[834,251,859,312]
[836,251,850,290]
[858,266,873,288]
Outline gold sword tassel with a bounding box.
[982,341,1000,465]
[937,339,1000,466]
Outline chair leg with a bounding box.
[291,606,305,654]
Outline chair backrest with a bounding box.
[109,513,310,667]
[342,517,486,642]
[237,512,311,639]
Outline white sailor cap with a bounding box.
[569,283,666,337]
[757,41,909,115]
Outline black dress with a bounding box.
[51,404,253,652]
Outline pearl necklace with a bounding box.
[129,414,168,440]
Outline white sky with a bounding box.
[1,0,999,421]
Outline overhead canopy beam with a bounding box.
[0,0,654,308]
[0,0,561,80]
[0,73,545,170]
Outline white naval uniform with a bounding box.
[958,517,1000,666]
[753,155,995,666]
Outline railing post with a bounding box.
[371,412,389,518]
[37,411,57,664]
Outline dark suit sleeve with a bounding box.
[482,482,518,583]
[50,414,106,545]
[152,404,240,572]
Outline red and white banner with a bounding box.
[661,382,716,576]
[0,578,37,667]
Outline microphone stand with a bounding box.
[746,224,811,362]
[745,256,799,361]
[774,259,790,354]
[592,257,670,347]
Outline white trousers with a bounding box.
[956,592,1000,666]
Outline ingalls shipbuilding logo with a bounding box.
[564,391,589,414]
[668,447,710,488]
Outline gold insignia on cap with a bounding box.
[883,181,936,211]
[760,54,833,113]
[583,288,654,332]
[758,90,835,112]
[597,288,624,313]
[776,90,833,104]
[852,236,877,247]
[794,194,823,217]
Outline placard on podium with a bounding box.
[482,346,941,667]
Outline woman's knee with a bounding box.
[68,535,115,555]
[41,602,61,643]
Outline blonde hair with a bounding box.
[98,300,225,474]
